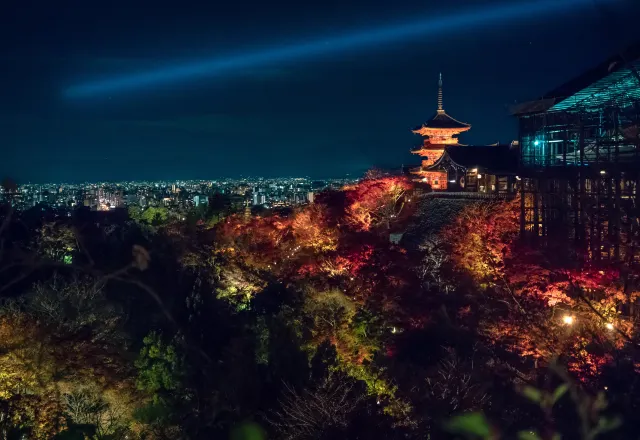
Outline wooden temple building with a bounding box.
[511,43,640,264]
[409,74,519,194]
[404,43,640,266]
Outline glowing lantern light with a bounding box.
[605,323,614,330]
[562,315,574,325]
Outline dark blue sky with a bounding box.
[1,0,638,182]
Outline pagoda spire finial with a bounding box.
[437,72,444,113]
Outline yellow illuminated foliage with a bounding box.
[292,205,338,252]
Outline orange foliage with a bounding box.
[320,245,375,278]
[344,176,413,231]
[216,214,293,269]
[445,196,634,380]
[443,197,520,284]
[291,204,338,252]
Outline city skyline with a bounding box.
[6,174,364,185]
[1,176,360,213]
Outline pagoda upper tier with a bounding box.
[412,73,470,145]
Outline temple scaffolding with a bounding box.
[512,44,640,266]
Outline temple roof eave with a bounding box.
[426,153,466,171]
[425,145,520,174]
[412,112,472,133]
[412,126,471,137]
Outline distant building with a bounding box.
[193,194,208,207]
[307,191,314,203]
[124,194,139,205]
[252,192,267,206]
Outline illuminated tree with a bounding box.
[216,214,294,270]
[344,177,413,231]
[304,289,356,350]
[0,275,140,439]
[37,222,77,264]
[292,204,338,252]
[443,198,520,286]
[0,315,66,439]
[445,197,635,380]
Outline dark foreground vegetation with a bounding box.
[0,175,639,439]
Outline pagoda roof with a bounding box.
[413,110,471,132]
[429,144,519,174]
[412,73,471,134]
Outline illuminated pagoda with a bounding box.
[411,73,471,189]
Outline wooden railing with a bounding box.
[421,191,516,200]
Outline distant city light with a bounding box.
[600,170,606,175]
[534,140,540,146]
[477,174,482,179]
[515,176,521,180]
[562,315,574,325]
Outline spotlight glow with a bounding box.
[64,0,603,98]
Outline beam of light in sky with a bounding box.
[64,0,606,98]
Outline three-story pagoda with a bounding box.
[411,74,470,189]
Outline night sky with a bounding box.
[1,0,639,183]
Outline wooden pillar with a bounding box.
[573,174,580,245]
[579,121,588,253]
[520,178,526,238]
[533,179,540,239]
[614,172,621,261]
